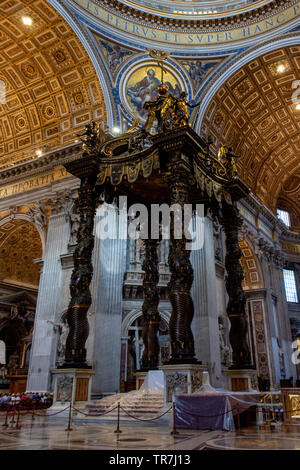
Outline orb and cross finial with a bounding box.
[147,49,170,95]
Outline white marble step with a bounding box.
[77,391,165,422]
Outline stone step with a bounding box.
[76,390,165,422]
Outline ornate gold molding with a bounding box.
[0,167,71,200]
[74,0,299,45]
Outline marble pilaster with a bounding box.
[273,265,296,381]
[27,193,71,392]
[91,205,127,394]
[191,216,222,388]
[85,206,102,368]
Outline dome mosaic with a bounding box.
[116,0,272,18]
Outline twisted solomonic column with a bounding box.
[141,238,161,370]
[62,175,99,368]
[165,165,196,364]
[220,201,253,369]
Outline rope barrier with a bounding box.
[0,406,52,414]
[72,405,118,417]
[2,403,299,422]
[2,394,300,435]
[33,405,70,417]
[120,405,172,422]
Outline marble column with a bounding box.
[191,216,223,387]
[91,205,127,394]
[27,192,71,392]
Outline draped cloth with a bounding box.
[174,392,260,431]
[174,393,235,431]
[139,370,164,392]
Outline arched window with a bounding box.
[283,269,299,303]
[277,209,291,227]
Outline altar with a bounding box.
[174,391,260,431]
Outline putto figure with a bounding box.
[77,120,108,156]
[143,89,200,132]
[217,145,238,179]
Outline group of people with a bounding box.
[0,392,53,410]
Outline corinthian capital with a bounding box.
[48,189,72,216]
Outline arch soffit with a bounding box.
[195,34,300,133]
[239,236,264,290]
[121,308,171,337]
[0,213,46,255]
[196,36,300,211]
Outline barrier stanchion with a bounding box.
[31,402,35,421]
[16,407,21,429]
[237,404,241,431]
[2,408,9,427]
[114,402,122,434]
[65,402,73,432]
[11,407,16,424]
[171,402,179,436]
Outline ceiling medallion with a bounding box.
[120,59,186,121]
[15,116,27,131]
[21,63,37,79]
[42,104,56,120]
[73,92,85,105]
[53,49,67,63]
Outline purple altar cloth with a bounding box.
[174,392,260,431]
[174,393,234,431]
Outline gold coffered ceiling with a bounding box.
[201,46,300,222]
[0,0,106,168]
[0,219,42,286]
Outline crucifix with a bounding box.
[147,49,170,85]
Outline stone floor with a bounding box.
[0,412,300,450]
